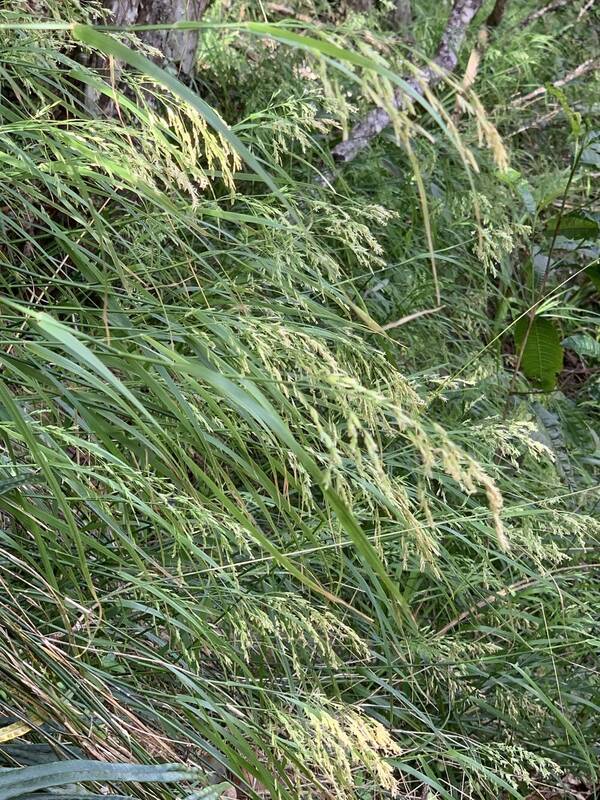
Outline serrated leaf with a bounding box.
[562,334,600,360]
[514,316,563,391]
[546,212,599,240]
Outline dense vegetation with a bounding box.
[0,1,598,799]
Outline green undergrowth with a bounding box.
[0,1,598,799]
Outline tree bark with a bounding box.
[519,0,569,28]
[392,0,412,29]
[344,0,374,11]
[331,0,485,164]
[105,0,211,75]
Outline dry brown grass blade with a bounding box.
[454,0,508,118]
[454,28,488,118]
[0,718,42,744]
[382,306,444,331]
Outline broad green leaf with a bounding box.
[15,794,136,800]
[562,334,600,360]
[581,131,600,166]
[546,212,599,240]
[514,316,563,391]
[0,761,200,800]
[586,262,600,290]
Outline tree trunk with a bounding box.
[392,0,412,29]
[84,0,210,113]
[486,0,508,28]
[106,0,211,75]
[344,0,373,11]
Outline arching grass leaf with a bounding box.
[70,25,291,214]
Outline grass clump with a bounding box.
[0,1,599,799]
